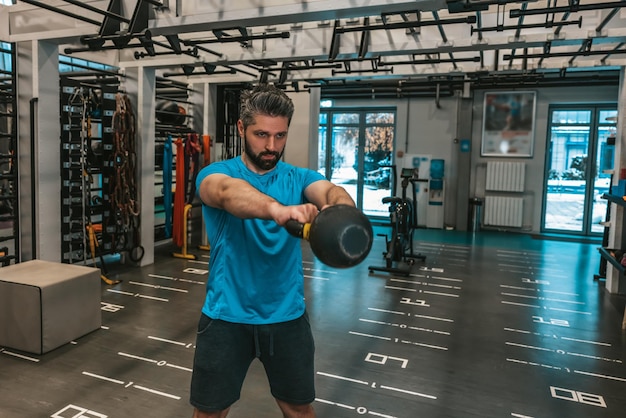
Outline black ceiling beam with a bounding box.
[569,38,594,65]
[263,63,342,71]
[503,47,626,60]
[510,1,626,17]
[328,20,341,61]
[601,41,626,63]
[471,16,581,35]
[336,14,476,34]
[165,34,183,54]
[332,67,393,75]
[358,17,370,59]
[99,0,122,37]
[596,6,621,33]
[162,69,236,77]
[380,56,481,65]
[20,0,101,26]
[183,31,290,45]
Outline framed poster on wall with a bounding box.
[481,91,536,157]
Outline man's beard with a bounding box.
[243,136,283,171]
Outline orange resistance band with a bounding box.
[202,134,211,167]
[172,137,186,247]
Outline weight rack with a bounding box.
[59,76,117,264]
[0,42,18,267]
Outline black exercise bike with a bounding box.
[369,167,425,276]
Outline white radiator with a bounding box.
[484,196,524,228]
[486,162,525,192]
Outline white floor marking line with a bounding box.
[129,281,188,293]
[511,413,535,418]
[504,328,612,347]
[82,371,183,399]
[400,339,448,351]
[506,358,562,370]
[380,385,437,400]
[188,259,209,265]
[390,278,462,289]
[504,328,532,334]
[148,273,204,285]
[137,294,169,302]
[500,284,579,296]
[107,289,169,302]
[303,266,338,274]
[166,363,193,372]
[118,351,157,363]
[561,336,611,346]
[359,318,450,335]
[385,285,416,292]
[423,290,459,297]
[133,385,181,400]
[52,404,108,418]
[349,331,391,341]
[314,399,397,418]
[368,307,454,322]
[574,370,626,382]
[82,371,125,384]
[548,307,591,315]
[501,300,540,308]
[118,351,194,370]
[429,276,463,282]
[317,373,437,401]
[506,342,553,352]
[565,351,621,363]
[505,341,622,363]
[0,349,39,362]
[412,314,454,322]
[148,335,194,348]
[304,274,329,281]
[148,335,186,346]
[317,372,368,385]
[500,292,584,305]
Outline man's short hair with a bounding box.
[239,84,295,129]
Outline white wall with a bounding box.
[283,91,312,168]
[470,85,619,233]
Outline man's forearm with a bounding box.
[203,176,278,220]
[326,185,355,207]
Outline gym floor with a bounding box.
[1,229,625,418]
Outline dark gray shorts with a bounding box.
[190,312,316,412]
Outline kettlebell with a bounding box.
[286,204,373,268]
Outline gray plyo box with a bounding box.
[0,260,101,354]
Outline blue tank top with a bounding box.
[196,157,325,324]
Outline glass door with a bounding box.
[543,107,617,235]
[318,108,395,217]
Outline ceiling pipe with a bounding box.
[447,0,534,13]
[335,15,476,34]
[595,6,622,33]
[568,38,593,65]
[503,47,626,60]
[358,17,370,59]
[328,20,341,61]
[380,56,480,65]
[471,16,581,34]
[510,1,626,17]
[508,2,528,68]
[601,41,626,63]
[431,11,459,70]
[162,69,236,77]
[183,31,290,45]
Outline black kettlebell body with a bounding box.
[287,205,373,268]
